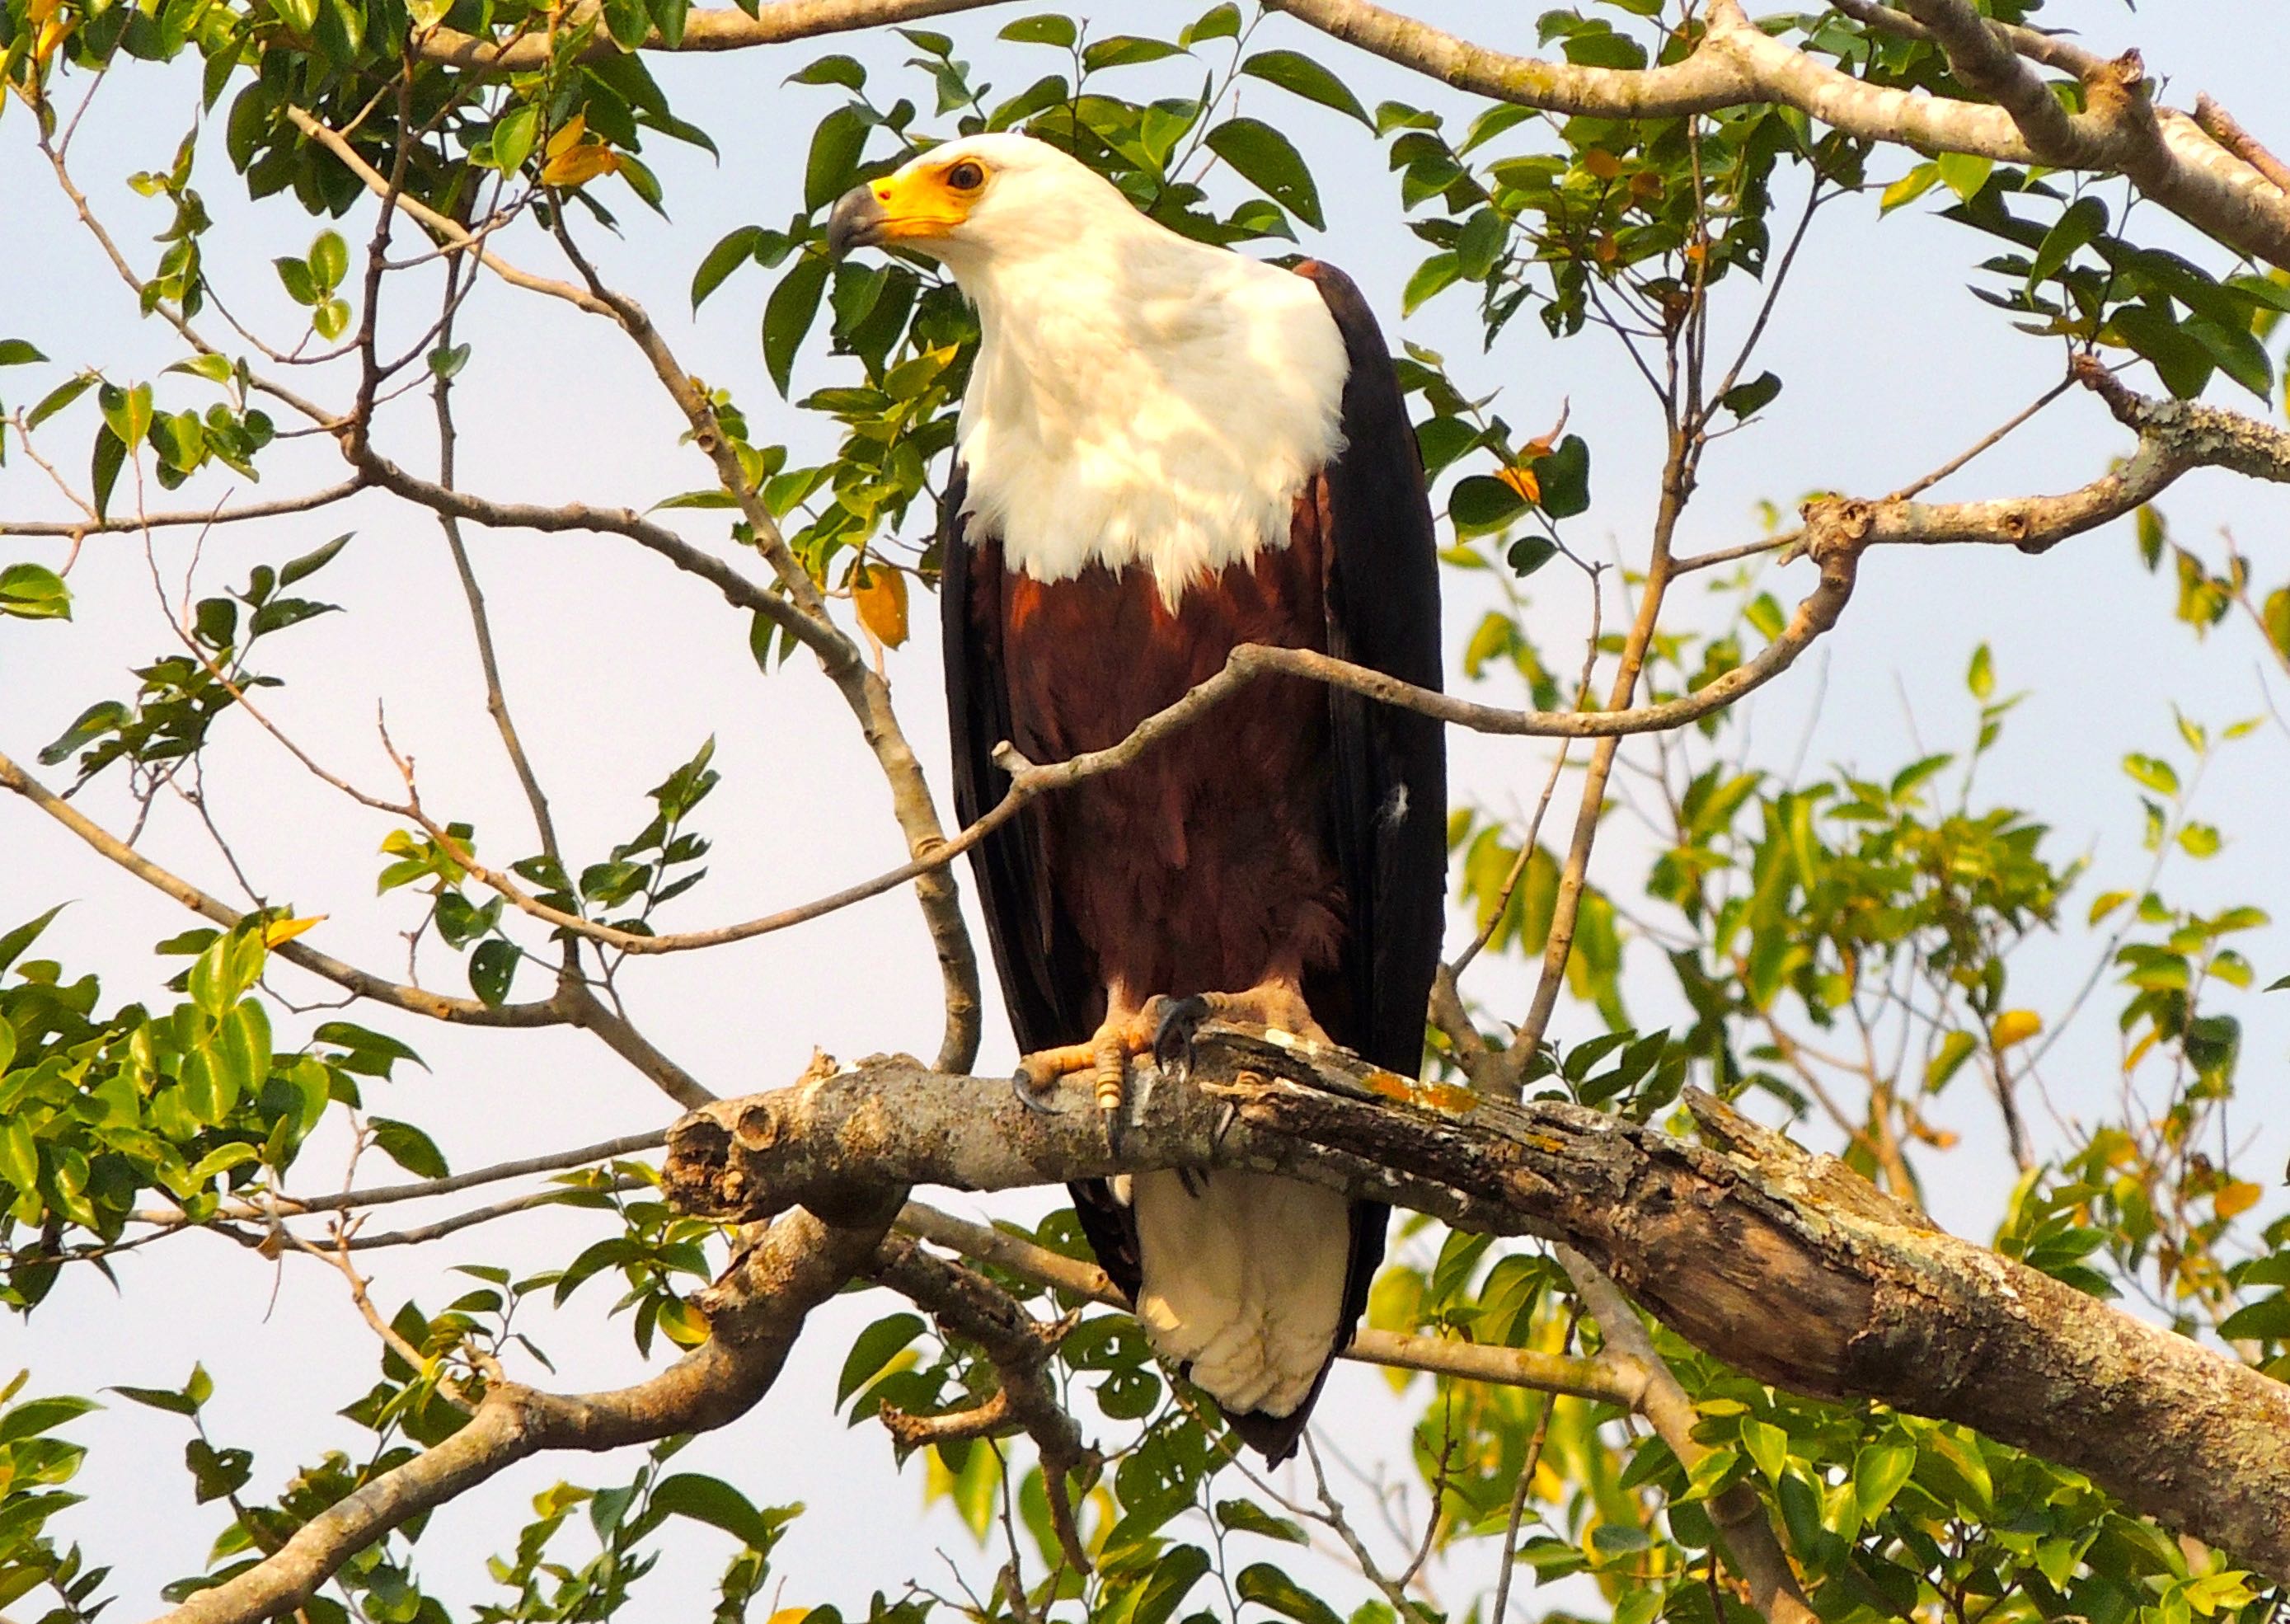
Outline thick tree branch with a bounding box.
[667,1029,2290,1581]
[410,0,1002,69]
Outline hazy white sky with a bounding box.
[3,0,2288,1612]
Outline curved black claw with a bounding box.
[1011,1068,1063,1115]
[1152,995,1213,1086]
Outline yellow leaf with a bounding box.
[260,914,326,947]
[2216,1180,2264,1219]
[1495,465,1540,505]
[540,142,620,188]
[544,112,588,160]
[1991,1009,2043,1050]
[853,563,909,649]
[766,1611,813,1624]
[1581,147,1622,181]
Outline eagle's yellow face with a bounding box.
[826,147,1006,257]
[841,152,993,247]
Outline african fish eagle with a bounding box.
[829,133,1447,1462]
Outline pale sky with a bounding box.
[2,0,2287,1613]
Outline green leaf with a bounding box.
[0,562,72,621]
[1131,1547,1213,1624]
[805,105,870,214]
[1856,1443,1917,1518]
[1449,474,1529,536]
[91,424,125,520]
[1180,2,1241,45]
[1401,251,1460,315]
[109,1382,200,1415]
[1967,642,1994,700]
[469,937,519,1007]
[1454,208,1506,281]
[2185,314,2274,401]
[308,230,348,291]
[763,252,832,397]
[1935,151,1992,202]
[0,1120,36,1195]
[2028,195,2106,286]
[26,374,92,430]
[998,14,1075,46]
[1534,434,1593,519]
[2111,303,2213,399]
[279,533,353,587]
[0,1395,98,1443]
[1204,117,1323,231]
[0,904,66,977]
[838,1312,925,1406]
[602,0,649,49]
[495,106,540,174]
[1507,535,1557,577]
[1236,1562,1344,1624]
[274,255,318,307]
[1719,371,1781,420]
[1741,1418,1789,1481]
[100,382,153,450]
[370,1117,449,1179]
[693,224,764,311]
[0,340,47,367]
[2123,753,2179,796]
[1238,49,1372,128]
[649,1473,795,1547]
[787,53,866,87]
[1878,162,1940,214]
[1215,1499,1307,1544]
[1082,35,1185,72]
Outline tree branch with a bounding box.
[0,745,564,1028]
[892,1199,1637,1404]
[289,101,983,1073]
[150,1208,890,1624]
[667,1028,2290,1582]
[0,478,368,538]
[1260,0,2290,270]
[1557,1247,1816,1624]
[410,0,1004,70]
[871,1235,1096,1573]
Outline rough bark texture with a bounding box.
[666,1029,2290,1581]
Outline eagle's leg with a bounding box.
[1011,992,1162,1124]
[1151,974,1331,1085]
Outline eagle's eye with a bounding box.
[946,160,987,192]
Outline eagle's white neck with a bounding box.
[946,219,1349,608]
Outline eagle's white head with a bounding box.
[825,133,1157,286]
[826,133,1350,603]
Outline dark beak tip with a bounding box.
[825,185,885,260]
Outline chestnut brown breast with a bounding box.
[983,484,1342,1007]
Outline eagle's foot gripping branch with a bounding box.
[1010,998,1167,1135]
[1011,981,1333,1147]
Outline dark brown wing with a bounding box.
[1227,262,1448,1462]
[939,472,1143,1295]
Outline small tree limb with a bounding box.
[148,1209,891,1624]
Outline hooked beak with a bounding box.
[826,185,888,260]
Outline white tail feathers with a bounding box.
[1127,1169,1352,1419]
